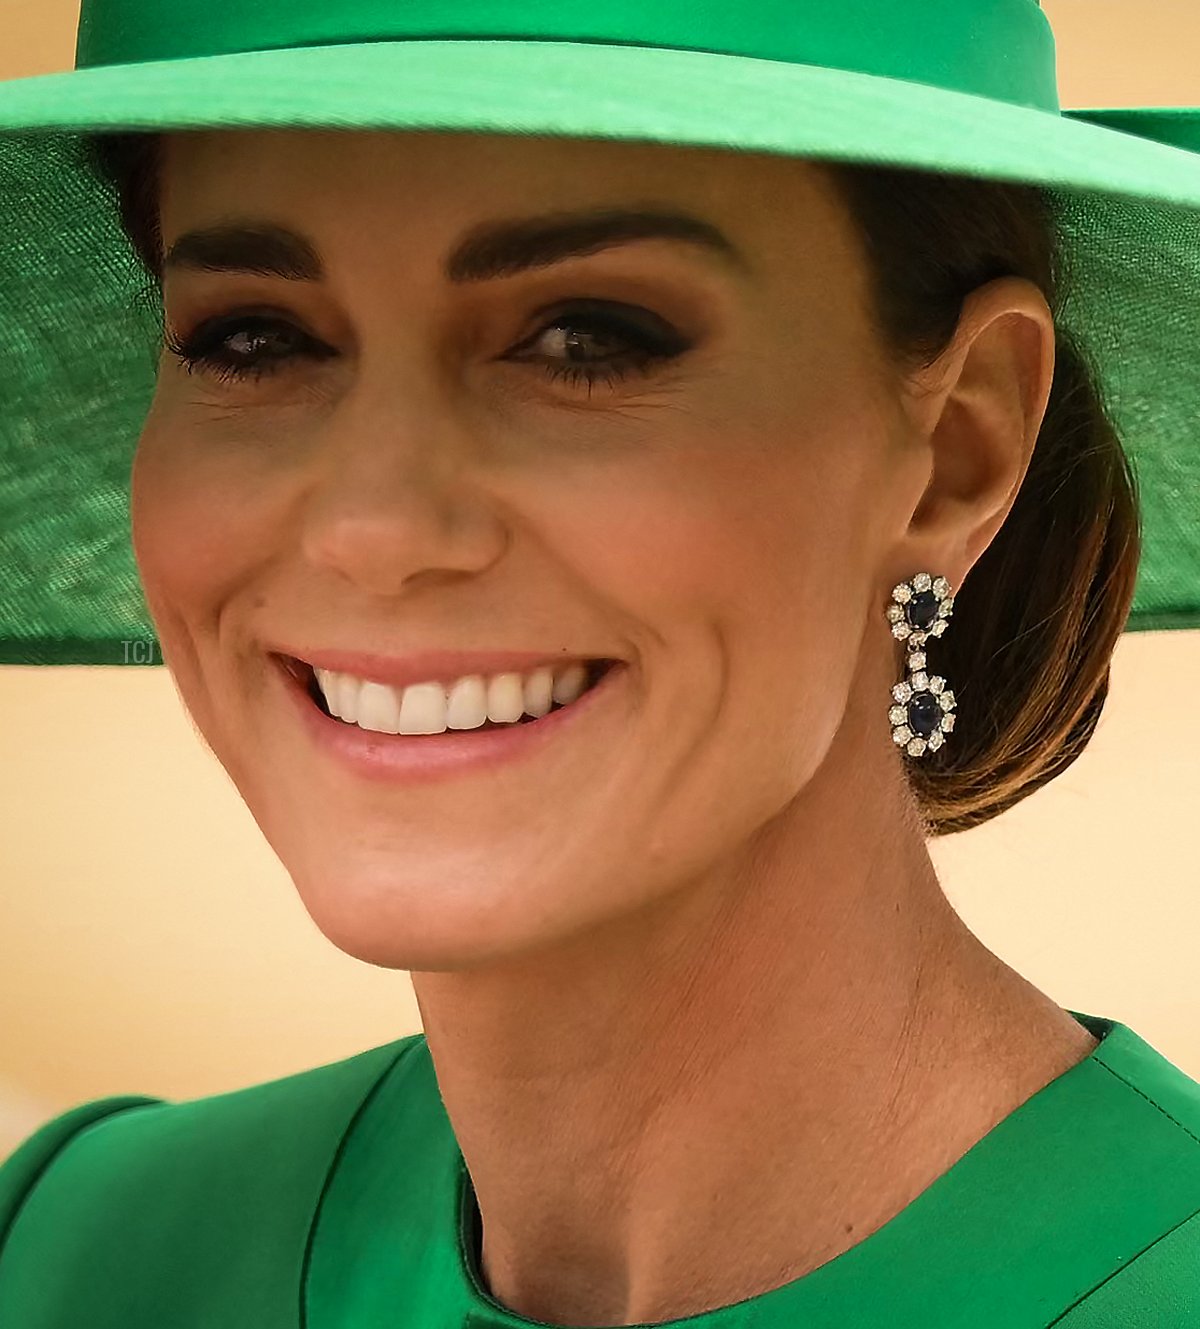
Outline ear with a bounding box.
[894,275,1056,594]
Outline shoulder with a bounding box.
[1051,1015,1200,1324]
[0,1032,424,1319]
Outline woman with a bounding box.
[1,3,1199,1326]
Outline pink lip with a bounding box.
[273,652,627,785]
[267,643,610,693]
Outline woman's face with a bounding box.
[136,128,944,971]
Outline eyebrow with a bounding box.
[161,207,754,285]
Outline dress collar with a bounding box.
[305,1011,1200,1327]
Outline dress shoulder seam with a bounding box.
[1091,1054,1200,1149]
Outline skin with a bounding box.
[137,129,1098,1326]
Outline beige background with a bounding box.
[1,2,1197,1156]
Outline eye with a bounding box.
[164,311,335,384]
[163,299,692,392]
[506,300,693,393]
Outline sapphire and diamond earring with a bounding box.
[886,572,956,759]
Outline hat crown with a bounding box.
[76,0,1060,113]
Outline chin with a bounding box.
[281,854,572,974]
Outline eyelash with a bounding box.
[162,303,688,394]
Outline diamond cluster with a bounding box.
[887,573,955,758]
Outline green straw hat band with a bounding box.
[1,0,1199,664]
[74,0,1062,111]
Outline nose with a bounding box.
[298,376,509,597]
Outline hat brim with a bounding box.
[1,40,1198,202]
[1,39,1198,662]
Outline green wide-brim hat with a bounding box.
[2,0,1199,664]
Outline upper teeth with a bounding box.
[313,661,595,735]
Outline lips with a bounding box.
[274,640,629,783]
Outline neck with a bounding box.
[410,675,1097,1325]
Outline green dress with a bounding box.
[2,1009,1199,1327]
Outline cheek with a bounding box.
[544,405,890,824]
[524,410,886,885]
[548,414,880,675]
[129,411,293,776]
[130,412,282,622]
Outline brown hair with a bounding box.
[87,132,1140,837]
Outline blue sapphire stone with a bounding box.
[905,590,939,630]
[907,691,942,739]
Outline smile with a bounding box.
[272,653,627,784]
[304,658,614,736]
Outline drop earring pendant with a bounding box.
[886,572,956,759]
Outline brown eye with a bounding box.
[164,314,335,384]
[508,301,692,393]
